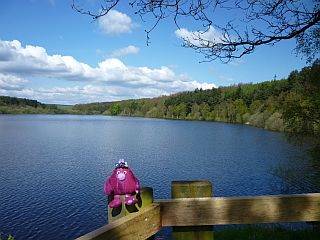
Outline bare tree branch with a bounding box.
[72,0,320,63]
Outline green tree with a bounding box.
[145,107,159,118]
[199,103,210,120]
[110,104,121,116]
[265,112,284,131]
[233,99,248,123]
[166,105,175,119]
[188,103,201,120]
[249,100,264,114]
[176,103,187,119]
[282,61,320,139]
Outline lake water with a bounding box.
[0,114,319,239]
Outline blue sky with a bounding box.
[0,0,309,104]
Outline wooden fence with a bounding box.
[76,181,320,240]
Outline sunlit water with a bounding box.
[0,115,319,239]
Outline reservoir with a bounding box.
[0,114,319,239]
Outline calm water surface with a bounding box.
[0,115,319,239]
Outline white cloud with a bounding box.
[0,39,216,104]
[98,10,136,35]
[175,26,226,47]
[0,73,27,90]
[0,84,172,105]
[111,45,140,57]
[0,40,96,79]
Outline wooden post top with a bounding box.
[172,180,212,198]
[172,180,212,187]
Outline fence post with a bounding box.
[108,187,154,223]
[171,180,214,240]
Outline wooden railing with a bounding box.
[75,203,161,240]
[76,181,320,240]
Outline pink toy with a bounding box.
[104,159,140,208]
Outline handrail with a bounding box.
[156,193,320,226]
[75,182,320,240]
[76,203,161,240]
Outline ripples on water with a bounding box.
[0,115,319,239]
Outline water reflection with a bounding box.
[270,144,320,194]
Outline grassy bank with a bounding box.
[0,233,14,240]
[215,226,320,240]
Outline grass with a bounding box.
[0,233,14,240]
[1,226,320,239]
[215,226,320,240]
[56,104,73,110]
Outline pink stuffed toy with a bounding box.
[104,159,140,208]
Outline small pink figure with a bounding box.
[104,159,140,208]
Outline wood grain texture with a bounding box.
[157,193,320,226]
[76,203,161,240]
[171,181,212,198]
[171,181,213,240]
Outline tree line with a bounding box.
[0,96,70,114]
[73,60,319,137]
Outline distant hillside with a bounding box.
[0,96,72,114]
[73,96,169,116]
[73,81,287,131]
[73,60,320,135]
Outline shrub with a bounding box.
[242,113,251,123]
[0,233,14,240]
[265,112,285,131]
[249,111,272,128]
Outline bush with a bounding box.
[215,226,320,240]
[146,107,160,118]
[0,233,14,240]
[242,113,251,123]
[249,111,272,128]
[265,112,285,131]
[249,112,265,128]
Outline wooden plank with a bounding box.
[171,181,213,240]
[157,193,320,226]
[76,203,161,240]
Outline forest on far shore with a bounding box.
[1,60,319,139]
[73,60,320,136]
[0,96,72,114]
